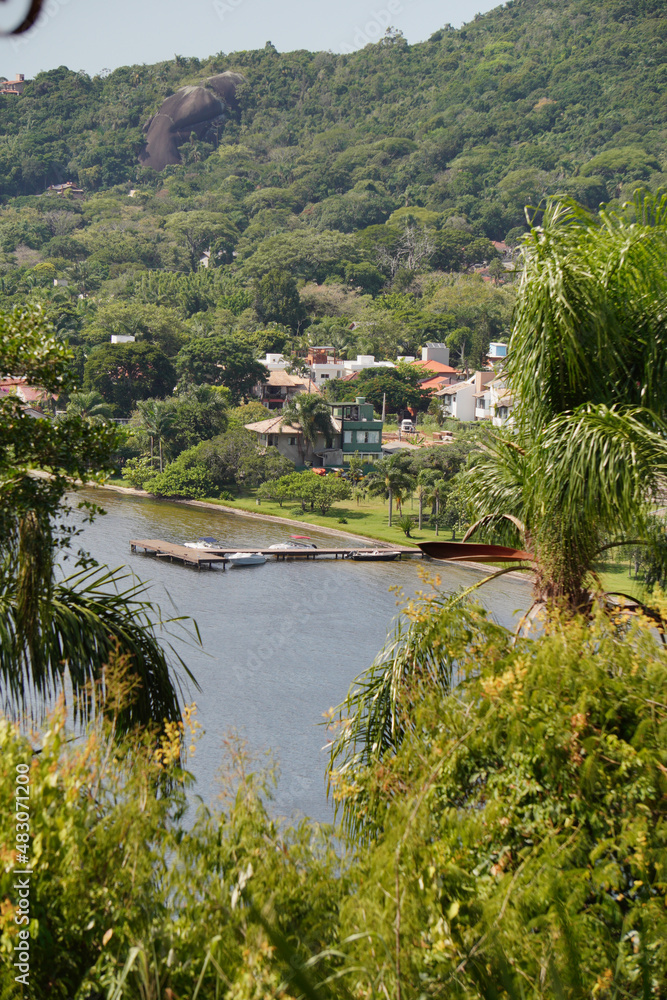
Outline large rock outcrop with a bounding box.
[140,72,244,171]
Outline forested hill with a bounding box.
[0,0,665,238]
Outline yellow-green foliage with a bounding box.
[3,608,667,998]
[0,654,344,998]
[332,601,667,997]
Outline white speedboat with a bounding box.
[227,551,267,567]
[268,535,317,550]
[184,536,220,550]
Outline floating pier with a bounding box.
[130,539,228,569]
[130,539,421,569]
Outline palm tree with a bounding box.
[330,193,667,792]
[136,399,175,472]
[281,392,335,464]
[365,455,414,527]
[66,391,113,422]
[0,547,195,731]
[423,193,667,616]
[424,477,448,536]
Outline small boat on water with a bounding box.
[268,541,318,551]
[268,535,317,551]
[184,536,221,550]
[349,550,401,562]
[227,551,267,567]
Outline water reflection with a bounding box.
[67,489,531,822]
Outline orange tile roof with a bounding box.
[409,360,457,375]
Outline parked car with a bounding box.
[401,419,416,433]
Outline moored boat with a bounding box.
[184,536,221,549]
[268,535,317,551]
[349,550,400,561]
[227,551,267,567]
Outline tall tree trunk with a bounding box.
[418,491,423,530]
[435,497,439,536]
[388,489,393,527]
[159,439,163,473]
[150,436,154,468]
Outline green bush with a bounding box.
[122,456,158,490]
[0,658,344,998]
[330,600,667,997]
[147,464,215,499]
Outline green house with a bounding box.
[329,396,383,463]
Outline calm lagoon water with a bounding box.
[66,489,531,822]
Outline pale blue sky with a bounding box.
[0,0,500,79]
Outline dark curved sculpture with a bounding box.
[140,72,244,172]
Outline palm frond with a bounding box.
[0,562,198,729]
[328,596,510,809]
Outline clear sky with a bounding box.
[0,0,501,80]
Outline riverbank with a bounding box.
[97,481,534,583]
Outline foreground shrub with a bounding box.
[330,596,667,997]
[0,657,345,998]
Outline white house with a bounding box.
[474,377,514,426]
[341,355,395,374]
[311,361,347,385]
[435,371,494,422]
[436,380,476,421]
[262,353,289,371]
[488,342,508,363]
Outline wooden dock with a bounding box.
[130,539,228,569]
[130,539,422,568]
[199,545,417,561]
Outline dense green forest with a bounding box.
[0,0,664,416]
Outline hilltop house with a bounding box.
[245,396,383,468]
[474,376,514,426]
[435,371,494,422]
[255,370,320,411]
[45,181,85,200]
[0,74,27,95]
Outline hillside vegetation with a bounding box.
[0,0,664,414]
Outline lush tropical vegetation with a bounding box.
[459,193,667,614]
[0,307,191,728]
[3,1,667,995]
[2,603,666,997]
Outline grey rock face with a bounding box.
[140,72,244,171]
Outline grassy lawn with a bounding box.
[223,491,460,547]
[105,476,460,546]
[593,556,645,602]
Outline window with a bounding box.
[356,430,380,444]
[289,436,297,446]
[477,399,485,410]
[497,407,508,420]
[344,430,353,444]
[320,373,329,379]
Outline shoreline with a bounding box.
[94,482,533,584]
